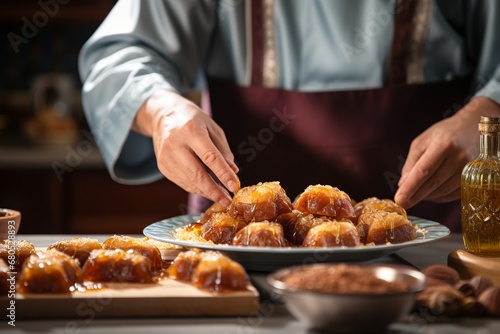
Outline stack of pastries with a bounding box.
[177,181,416,248]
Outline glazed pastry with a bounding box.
[0,239,36,273]
[357,211,416,245]
[201,212,247,244]
[192,251,249,292]
[293,184,355,220]
[0,258,10,295]
[102,235,162,271]
[17,249,83,293]
[353,197,407,224]
[82,248,154,283]
[199,202,228,224]
[232,221,290,247]
[167,248,203,281]
[302,220,360,247]
[228,181,293,222]
[47,237,102,267]
[276,210,330,245]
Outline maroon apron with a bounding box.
[190,0,470,232]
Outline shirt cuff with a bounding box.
[94,73,178,185]
[474,77,500,106]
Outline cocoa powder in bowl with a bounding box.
[281,263,410,294]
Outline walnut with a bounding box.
[461,296,487,317]
[454,280,475,298]
[468,275,494,297]
[416,285,464,317]
[422,265,460,286]
[478,286,500,317]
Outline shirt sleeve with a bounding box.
[78,0,216,185]
[464,0,500,105]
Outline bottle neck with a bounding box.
[479,132,500,158]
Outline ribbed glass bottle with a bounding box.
[461,116,500,253]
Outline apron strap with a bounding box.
[249,0,264,86]
[249,0,278,88]
[390,0,433,85]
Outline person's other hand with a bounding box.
[133,90,240,207]
[395,97,500,209]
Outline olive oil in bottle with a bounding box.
[461,116,500,254]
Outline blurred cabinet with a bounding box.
[0,147,188,235]
[68,170,188,234]
[0,0,115,23]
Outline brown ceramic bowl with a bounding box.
[267,263,425,333]
[0,209,21,240]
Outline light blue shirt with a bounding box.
[79,0,500,185]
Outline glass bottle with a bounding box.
[461,116,500,254]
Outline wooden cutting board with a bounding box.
[1,279,259,319]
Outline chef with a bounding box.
[79,0,500,231]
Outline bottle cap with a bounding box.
[479,116,500,133]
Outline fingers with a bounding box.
[402,157,461,207]
[398,140,425,188]
[190,126,240,193]
[207,122,240,174]
[151,100,240,205]
[158,148,234,207]
[395,135,468,208]
[395,144,447,208]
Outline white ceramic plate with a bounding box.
[143,215,450,271]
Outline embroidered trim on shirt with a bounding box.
[262,0,278,88]
[406,0,432,84]
[245,0,253,86]
[250,0,264,86]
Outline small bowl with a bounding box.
[0,209,21,240]
[267,263,425,333]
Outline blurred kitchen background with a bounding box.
[0,1,188,235]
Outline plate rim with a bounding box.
[143,214,450,255]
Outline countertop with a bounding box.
[2,233,500,334]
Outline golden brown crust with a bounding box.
[167,249,203,281]
[82,249,154,283]
[17,249,83,293]
[47,237,102,268]
[102,235,162,271]
[192,251,249,292]
[228,181,293,222]
[169,249,250,291]
[199,202,228,224]
[201,212,247,244]
[302,220,360,247]
[276,210,330,246]
[293,185,355,219]
[0,258,10,295]
[0,239,36,273]
[357,211,416,245]
[232,221,290,247]
[353,197,407,224]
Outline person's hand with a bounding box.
[133,89,240,207]
[395,97,500,209]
